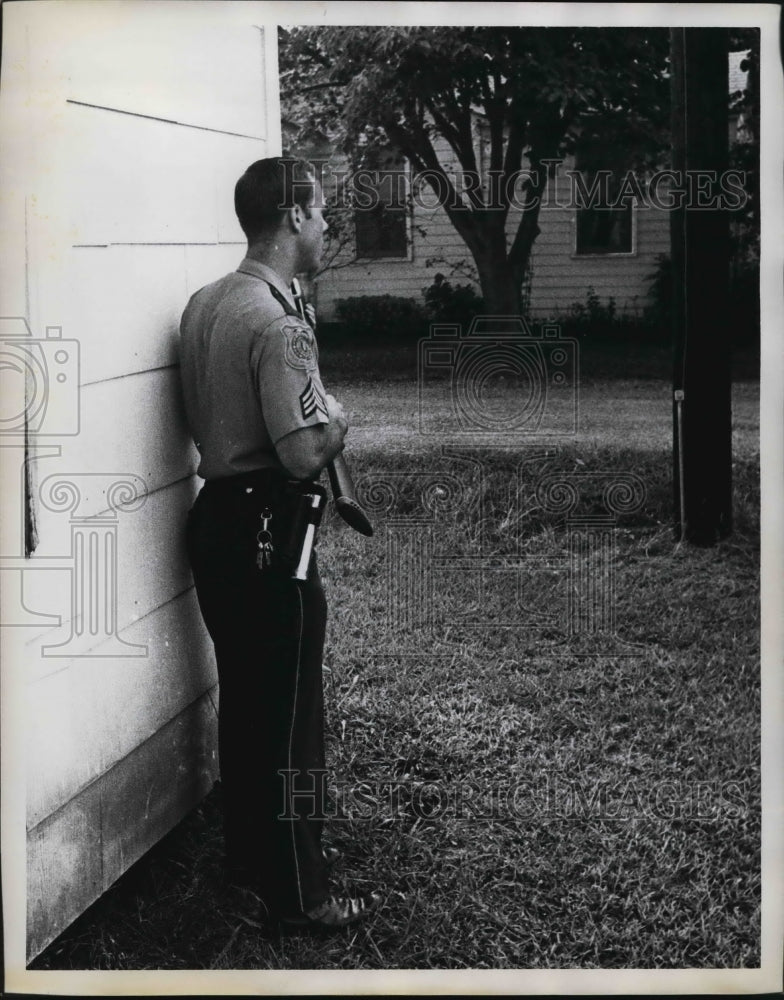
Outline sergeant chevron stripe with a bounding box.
[300,376,328,420]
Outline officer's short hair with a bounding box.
[235,157,316,241]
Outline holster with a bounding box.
[285,483,328,580]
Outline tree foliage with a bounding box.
[728,28,760,266]
[280,26,671,312]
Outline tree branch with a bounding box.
[502,111,527,180]
[384,119,480,250]
[507,156,548,275]
[485,96,506,175]
[422,100,484,211]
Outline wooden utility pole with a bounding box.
[670,28,733,544]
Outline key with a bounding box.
[256,540,273,570]
[256,508,274,570]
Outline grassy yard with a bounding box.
[32,344,760,971]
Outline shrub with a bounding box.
[545,286,652,342]
[333,295,429,344]
[422,273,485,328]
[642,253,673,335]
[565,285,618,333]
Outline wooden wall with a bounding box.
[0,1,278,961]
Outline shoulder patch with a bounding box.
[282,321,318,371]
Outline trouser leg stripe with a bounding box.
[287,583,305,912]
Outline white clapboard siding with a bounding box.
[184,243,251,300]
[48,104,269,248]
[39,370,198,507]
[26,588,215,828]
[45,4,270,140]
[23,475,201,659]
[63,245,189,384]
[0,1,278,961]
[27,691,217,960]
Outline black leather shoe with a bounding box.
[280,892,381,931]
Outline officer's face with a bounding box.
[300,180,328,275]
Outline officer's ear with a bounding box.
[288,204,304,234]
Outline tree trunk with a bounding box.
[472,224,524,315]
[471,153,551,317]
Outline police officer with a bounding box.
[179,157,379,929]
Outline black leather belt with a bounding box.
[201,468,320,498]
[202,468,285,493]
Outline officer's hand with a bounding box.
[325,394,348,435]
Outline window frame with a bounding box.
[572,198,638,258]
[570,145,639,258]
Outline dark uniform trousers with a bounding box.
[186,468,330,915]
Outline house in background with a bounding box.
[293,52,749,324]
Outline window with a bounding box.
[574,146,634,256]
[575,195,633,255]
[354,151,408,260]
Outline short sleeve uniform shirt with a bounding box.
[179,258,330,480]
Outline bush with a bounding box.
[422,273,485,328]
[565,285,618,333]
[642,254,673,335]
[546,286,657,343]
[333,295,429,344]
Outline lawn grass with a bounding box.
[31,344,760,971]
